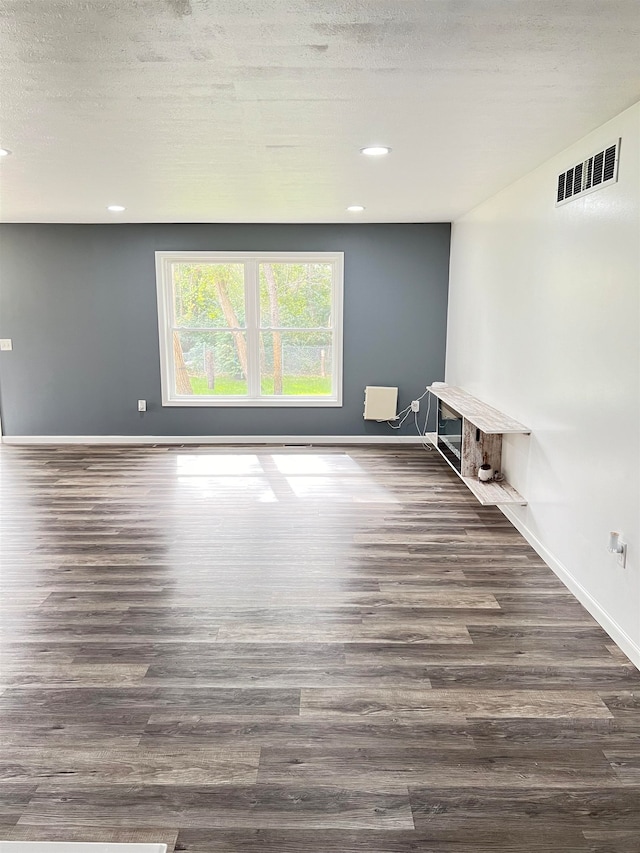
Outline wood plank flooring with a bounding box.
[1,443,639,851]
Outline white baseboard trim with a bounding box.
[2,434,431,446]
[501,505,640,671]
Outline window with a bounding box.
[155,251,343,407]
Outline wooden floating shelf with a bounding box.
[426,385,530,434]
[462,476,526,506]
[424,384,529,507]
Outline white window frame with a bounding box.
[155,251,344,407]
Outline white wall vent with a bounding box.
[556,139,620,206]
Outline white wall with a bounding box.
[447,102,640,665]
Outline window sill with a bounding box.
[161,396,342,408]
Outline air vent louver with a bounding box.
[593,151,604,186]
[555,139,620,206]
[603,146,616,182]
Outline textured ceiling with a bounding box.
[0,0,639,223]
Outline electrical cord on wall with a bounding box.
[384,407,412,430]
[379,386,433,450]
[417,392,432,450]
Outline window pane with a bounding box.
[260,331,333,396]
[173,263,245,328]
[173,330,247,396]
[259,262,332,328]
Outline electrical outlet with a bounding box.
[608,531,627,568]
[0,339,12,351]
[137,400,147,413]
[411,400,420,412]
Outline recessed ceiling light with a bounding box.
[360,146,391,156]
[107,205,126,212]
[0,148,11,157]
[347,205,365,212]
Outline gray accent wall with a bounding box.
[0,224,450,437]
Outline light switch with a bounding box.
[0,339,12,351]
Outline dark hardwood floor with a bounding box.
[1,443,639,851]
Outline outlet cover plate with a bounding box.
[617,543,627,568]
